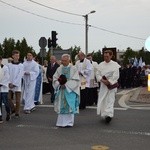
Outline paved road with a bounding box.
[0,91,150,150]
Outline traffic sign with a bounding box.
[39,37,47,48]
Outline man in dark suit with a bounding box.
[46,55,60,103]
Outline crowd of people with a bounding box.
[0,50,40,123]
[2,49,148,127]
[119,63,150,89]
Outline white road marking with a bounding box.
[101,129,150,136]
[16,124,150,136]
[36,105,54,108]
[16,124,58,130]
[36,105,127,110]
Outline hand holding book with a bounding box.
[102,76,118,90]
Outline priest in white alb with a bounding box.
[53,54,80,127]
[96,50,120,123]
[75,51,92,109]
[23,52,39,114]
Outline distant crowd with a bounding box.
[119,63,150,89]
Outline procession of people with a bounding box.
[2,49,148,126]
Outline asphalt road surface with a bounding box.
[0,93,150,150]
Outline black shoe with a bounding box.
[6,114,11,121]
[79,106,86,110]
[105,116,112,124]
[15,114,20,118]
[57,125,72,128]
[30,107,36,112]
[11,110,15,115]
[34,102,39,105]
[63,125,72,128]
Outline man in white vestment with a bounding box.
[53,54,80,127]
[8,50,24,118]
[0,56,11,122]
[96,50,120,123]
[86,53,99,106]
[75,51,92,109]
[23,52,39,114]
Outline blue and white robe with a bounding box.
[53,64,80,127]
[34,65,43,104]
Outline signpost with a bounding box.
[39,37,47,65]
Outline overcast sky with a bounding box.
[0,0,150,54]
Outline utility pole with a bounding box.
[85,14,88,56]
[83,10,96,55]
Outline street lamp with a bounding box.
[83,10,96,55]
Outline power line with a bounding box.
[0,0,84,26]
[0,0,146,41]
[28,0,146,41]
[29,0,83,17]
[91,25,146,40]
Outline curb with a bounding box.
[129,87,150,104]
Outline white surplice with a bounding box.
[7,62,24,92]
[96,60,120,118]
[75,58,92,89]
[0,65,9,93]
[23,60,39,110]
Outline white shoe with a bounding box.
[24,110,31,114]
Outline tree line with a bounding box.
[0,38,36,62]
[0,37,150,65]
[122,47,150,65]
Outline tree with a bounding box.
[70,46,81,64]
[0,37,35,61]
[19,38,36,61]
[122,47,137,64]
[2,38,15,58]
[92,50,103,64]
[144,50,150,64]
[137,47,150,64]
[0,44,3,56]
[55,45,63,50]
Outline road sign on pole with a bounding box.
[40,48,46,57]
[40,48,46,65]
[39,37,47,48]
[39,37,47,65]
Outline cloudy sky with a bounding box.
[0,0,150,54]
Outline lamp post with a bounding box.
[83,10,96,55]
